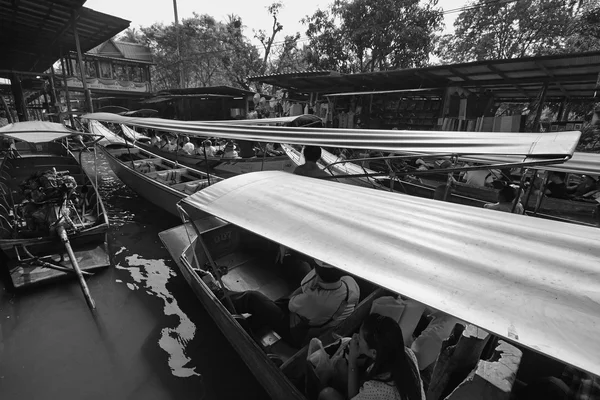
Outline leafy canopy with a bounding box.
[303,0,444,73]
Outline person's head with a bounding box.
[184,136,190,143]
[203,139,212,147]
[360,313,422,400]
[550,172,566,183]
[498,185,516,203]
[303,146,322,163]
[313,259,345,283]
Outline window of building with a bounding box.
[85,60,97,78]
[99,61,112,79]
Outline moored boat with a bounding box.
[160,171,600,400]
[96,138,223,217]
[0,122,109,295]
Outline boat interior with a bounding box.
[160,209,559,400]
[0,153,105,238]
[108,146,223,195]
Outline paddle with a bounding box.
[57,224,96,310]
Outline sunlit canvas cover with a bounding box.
[82,112,581,158]
[0,121,79,143]
[181,171,600,376]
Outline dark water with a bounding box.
[0,152,268,400]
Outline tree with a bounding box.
[303,0,443,73]
[140,14,263,90]
[435,0,581,63]
[564,3,600,52]
[117,28,143,44]
[269,34,310,74]
[254,2,284,74]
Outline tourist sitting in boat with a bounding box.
[229,258,360,347]
[158,135,169,150]
[483,185,525,214]
[266,142,284,156]
[570,175,598,197]
[545,172,569,199]
[223,142,240,158]
[179,136,195,155]
[166,136,178,152]
[150,132,160,147]
[319,313,425,400]
[460,164,497,187]
[293,146,329,179]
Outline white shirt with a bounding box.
[288,269,360,327]
[182,142,195,154]
[463,170,492,187]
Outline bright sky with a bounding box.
[85,0,467,50]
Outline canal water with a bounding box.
[0,151,268,400]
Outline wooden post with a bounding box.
[445,341,522,400]
[427,324,490,400]
[48,67,59,122]
[59,55,75,127]
[10,73,28,122]
[72,12,94,113]
[530,82,548,132]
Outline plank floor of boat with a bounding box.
[160,224,294,301]
[10,242,110,288]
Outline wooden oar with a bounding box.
[22,246,94,276]
[57,225,96,310]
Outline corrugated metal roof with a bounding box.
[249,51,600,101]
[157,85,255,97]
[114,41,153,62]
[0,1,130,73]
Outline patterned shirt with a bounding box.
[353,348,426,400]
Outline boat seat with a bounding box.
[183,179,210,195]
[156,170,182,184]
[133,160,156,174]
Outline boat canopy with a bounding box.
[0,121,91,143]
[82,112,581,159]
[449,152,600,176]
[88,120,128,147]
[180,171,600,376]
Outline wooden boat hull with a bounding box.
[159,222,306,400]
[99,146,186,217]
[137,142,296,175]
[97,144,217,218]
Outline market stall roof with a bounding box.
[0,120,91,143]
[82,112,581,158]
[156,86,256,98]
[249,51,600,101]
[0,0,130,73]
[181,171,600,376]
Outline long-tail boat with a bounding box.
[89,120,223,217]
[159,171,600,400]
[0,122,109,308]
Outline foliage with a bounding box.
[117,28,143,44]
[564,2,600,52]
[302,0,443,73]
[254,1,284,74]
[435,0,583,63]
[269,34,310,74]
[140,13,262,90]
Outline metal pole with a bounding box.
[72,12,94,113]
[173,0,185,89]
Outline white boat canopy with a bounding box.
[451,152,600,176]
[0,121,92,143]
[88,120,128,147]
[180,171,600,376]
[82,112,581,159]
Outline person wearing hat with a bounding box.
[293,146,329,179]
[229,258,360,347]
[223,141,240,158]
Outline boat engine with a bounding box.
[18,168,78,235]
